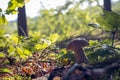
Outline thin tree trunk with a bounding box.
[17,5,28,36]
[104,0,111,11]
[103,0,115,46]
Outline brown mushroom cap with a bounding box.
[66,38,89,51]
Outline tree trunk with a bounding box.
[103,0,111,11]
[17,5,28,37]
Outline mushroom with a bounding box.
[48,38,89,80]
[66,38,89,64]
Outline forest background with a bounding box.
[0,0,120,80]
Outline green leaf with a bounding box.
[35,44,42,50]
[7,0,17,10]
[19,54,27,59]
[16,0,24,7]
[89,40,98,46]
[96,10,120,31]
[6,10,18,15]
[0,52,5,57]
[49,33,59,43]
[42,43,49,48]
[6,0,24,15]
[0,8,2,12]
[0,68,11,73]
[16,47,23,55]
[2,14,7,24]
[0,14,7,24]
[23,49,32,56]
[8,45,15,54]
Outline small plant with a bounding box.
[89,10,120,47]
[0,32,59,79]
[85,39,120,64]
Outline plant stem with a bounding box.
[111,31,116,46]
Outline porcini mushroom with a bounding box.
[66,38,89,64]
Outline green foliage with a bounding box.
[6,0,24,15]
[0,53,5,57]
[88,6,120,46]
[0,14,7,25]
[28,4,95,41]
[49,33,59,43]
[0,68,11,73]
[56,48,75,66]
[86,40,120,63]
[112,1,120,14]
[1,75,31,80]
[0,0,120,79]
[96,10,120,31]
[0,33,58,64]
[0,0,25,24]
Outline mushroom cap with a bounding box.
[66,38,89,51]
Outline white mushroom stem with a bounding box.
[73,48,89,64]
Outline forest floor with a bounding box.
[32,74,49,80]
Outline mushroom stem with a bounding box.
[73,48,89,64]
